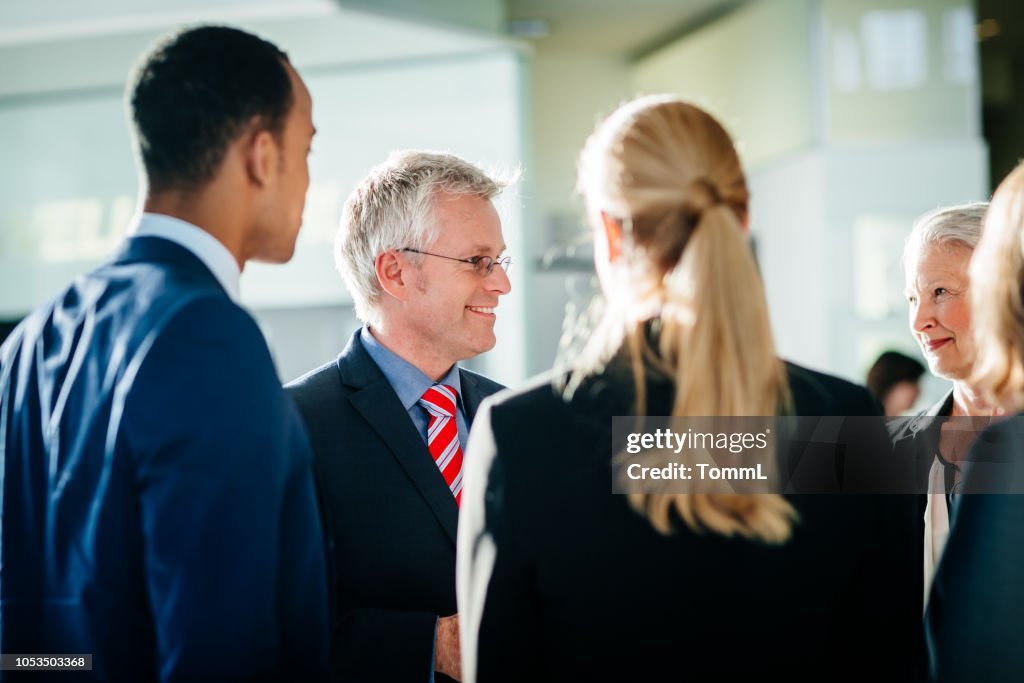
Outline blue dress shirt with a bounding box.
[360,326,469,450]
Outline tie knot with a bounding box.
[420,384,458,418]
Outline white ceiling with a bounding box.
[0,0,337,46]
[0,1,512,98]
[0,0,749,57]
[505,0,749,56]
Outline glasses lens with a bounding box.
[476,257,495,276]
[474,256,511,275]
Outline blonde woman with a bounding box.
[926,162,1024,682]
[456,96,917,681]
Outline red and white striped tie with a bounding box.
[419,384,464,506]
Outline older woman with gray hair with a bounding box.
[889,201,992,606]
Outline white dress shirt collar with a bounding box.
[130,212,241,303]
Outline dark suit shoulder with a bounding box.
[887,413,916,443]
[283,360,348,447]
[480,371,563,414]
[490,364,878,421]
[152,292,251,336]
[10,266,243,396]
[458,366,506,398]
[784,361,880,417]
[285,359,343,401]
[125,297,281,423]
[101,243,226,306]
[889,391,953,443]
[972,413,1024,461]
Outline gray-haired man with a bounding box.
[286,150,512,681]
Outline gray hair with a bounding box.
[336,150,507,322]
[902,202,988,273]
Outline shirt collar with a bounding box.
[130,212,241,303]
[360,326,462,411]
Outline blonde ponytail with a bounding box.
[627,203,794,543]
[575,95,796,543]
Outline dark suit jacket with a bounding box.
[888,390,956,495]
[458,359,919,682]
[0,236,330,682]
[887,390,954,678]
[925,413,1024,682]
[286,331,504,682]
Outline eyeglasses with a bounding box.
[399,248,512,276]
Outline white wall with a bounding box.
[752,139,988,389]
[524,46,632,375]
[632,0,817,169]
[626,0,986,407]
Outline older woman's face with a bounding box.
[905,242,975,381]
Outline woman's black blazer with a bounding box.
[458,360,920,682]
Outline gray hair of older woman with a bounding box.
[902,202,988,273]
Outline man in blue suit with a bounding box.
[286,151,512,682]
[0,26,329,681]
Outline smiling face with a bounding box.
[905,241,976,381]
[400,192,511,368]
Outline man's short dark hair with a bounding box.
[130,25,294,192]
[867,350,926,402]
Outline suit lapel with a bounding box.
[458,370,487,425]
[907,390,954,435]
[906,390,954,494]
[338,334,459,546]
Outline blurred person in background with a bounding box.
[867,349,926,417]
[457,95,917,682]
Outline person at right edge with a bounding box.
[926,161,1024,682]
[456,96,918,681]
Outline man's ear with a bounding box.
[375,250,408,301]
[600,212,623,262]
[245,128,277,188]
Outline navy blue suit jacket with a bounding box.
[925,414,1024,682]
[0,236,330,682]
[286,331,503,682]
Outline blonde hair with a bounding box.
[970,162,1024,408]
[575,95,794,544]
